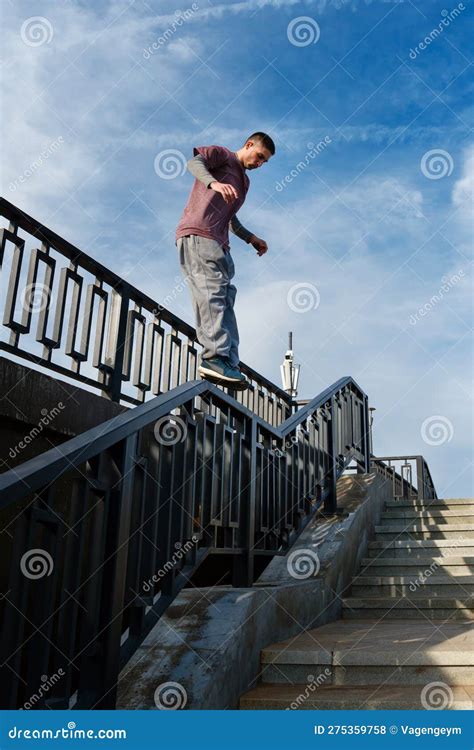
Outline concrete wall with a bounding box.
[116,471,393,710]
[0,356,127,474]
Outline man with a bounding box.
[175,132,275,390]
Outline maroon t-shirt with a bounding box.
[175,145,250,251]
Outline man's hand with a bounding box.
[249,235,268,256]
[209,181,239,204]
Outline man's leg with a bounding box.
[177,234,233,363]
[222,251,240,369]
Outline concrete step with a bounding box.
[374,524,474,540]
[368,540,474,557]
[384,498,474,510]
[360,557,474,576]
[239,683,473,709]
[382,510,474,522]
[350,576,474,597]
[342,596,474,620]
[257,620,474,688]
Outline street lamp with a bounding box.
[280,332,300,398]
[369,406,376,456]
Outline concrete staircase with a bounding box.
[240,497,474,709]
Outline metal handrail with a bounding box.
[0,197,292,424]
[370,454,437,501]
[0,373,370,710]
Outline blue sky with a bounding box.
[1,0,473,496]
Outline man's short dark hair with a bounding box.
[245,132,275,155]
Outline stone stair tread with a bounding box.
[385,499,473,507]
[362,557,474,565]
[375,523,474,531]
[239,684,474,709]
[261,619,473,666]
[369,540,474,547]
[353,575,474,585]
[381,506,474,519]
[343,596,474,607]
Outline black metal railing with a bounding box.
[0,374,370,709]
[0,197,292,425]
[370,455,437,501]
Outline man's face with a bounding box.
[243,141,273,169]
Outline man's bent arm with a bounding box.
[187,154,217,189]
[229,214,255,244]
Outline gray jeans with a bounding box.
[176,234,240,368]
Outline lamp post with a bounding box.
[369,406,376,457]
[280,332,300,399]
